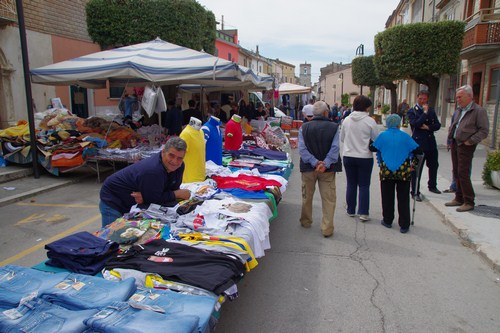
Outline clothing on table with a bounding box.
[0,297,97,333]
[45,231,119,275]
[105,239,246,295]
[41,273,137,310]
[0,265,70,309]
[128,287,218,333]
[84,301,199,333]
[224,117,243,150]
[180,123,206,183]
[202,116,223,165]
[212,174,282,191]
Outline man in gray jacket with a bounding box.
[299,101,342,237]
[445,85,489,212]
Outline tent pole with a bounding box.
[16,0,39,178]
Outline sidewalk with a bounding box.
[403,124,500,273]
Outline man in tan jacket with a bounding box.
[445,85,489,212]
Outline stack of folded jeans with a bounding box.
[0,297,98,332]
[45,231,119,275]
[0,265,69,310]
[84,301,200,333]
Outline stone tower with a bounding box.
[299,62,312,87]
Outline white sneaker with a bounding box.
[346,211,356,217]
[359,215,370,222]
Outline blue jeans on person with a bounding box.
[0,297,97,333]
[130,287,218,333]
[99,200,123,228]
[0,265,69,309]
[41,274,137,310]
[84,301,200,333]
[343,156,374,215]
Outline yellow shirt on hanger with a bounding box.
[179,124,206,183]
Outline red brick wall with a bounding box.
[23,0,92,42]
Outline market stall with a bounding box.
[0,117,293,332]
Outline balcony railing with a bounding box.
[0,0,17,25]
[462,7,500,50]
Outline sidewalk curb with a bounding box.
[425,198,500,274]
[0,174,92,208]
[0,168,33,183]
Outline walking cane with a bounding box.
[411,153,425,225]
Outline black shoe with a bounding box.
[400,227,409,234]
[381,220,392,229]
[428,188,441,194]
[412,194,422,202]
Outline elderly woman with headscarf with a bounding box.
[370,114,421,233]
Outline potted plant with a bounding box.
[482,150,500,189]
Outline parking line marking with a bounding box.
[0,214,101,267]
[17,203,98,208]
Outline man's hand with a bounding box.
[464,140,474,146]
[447,144,451,152]
[423,104,429,114]
[420,124,429,130]
[315,161,326,173]
[131,192,143,204]
[174,189,191,200]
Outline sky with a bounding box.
[196,0,400,83]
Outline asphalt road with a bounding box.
[0,149,499,332]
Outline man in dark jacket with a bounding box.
[298,101,342,238]
[407,90,441,201]
[99,137,191,227]
[445,85,489,212]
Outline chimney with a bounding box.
[221,15,224,30]
[256,45,259,55]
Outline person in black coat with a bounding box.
[407,90,441,201]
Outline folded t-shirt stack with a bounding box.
[45,231,118,275]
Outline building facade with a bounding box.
[215,29,239,63]
[0,0,119,128]
[317,62,369,107]
[384,0,499,147]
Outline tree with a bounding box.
[352,55,388,115]
[86,0,216,54]
[374,21,465,108]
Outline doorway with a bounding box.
[70,85,88,118]
[472,72,482,104]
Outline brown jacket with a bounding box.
[447,102,489,145]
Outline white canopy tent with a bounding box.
[30,38,271,89]
[277,82,312,95]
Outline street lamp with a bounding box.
[355,44,364,57]
[356,44,364,94]
[338,73,344,103]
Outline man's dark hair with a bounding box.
[164,136,187,152]
[353,95,372,111]
[188,99,196,107]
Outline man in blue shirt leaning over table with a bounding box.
[99,136,191,227]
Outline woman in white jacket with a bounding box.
[340,95,379,221]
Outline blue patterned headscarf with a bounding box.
[373,115,418,172]
[386,114,401,129]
